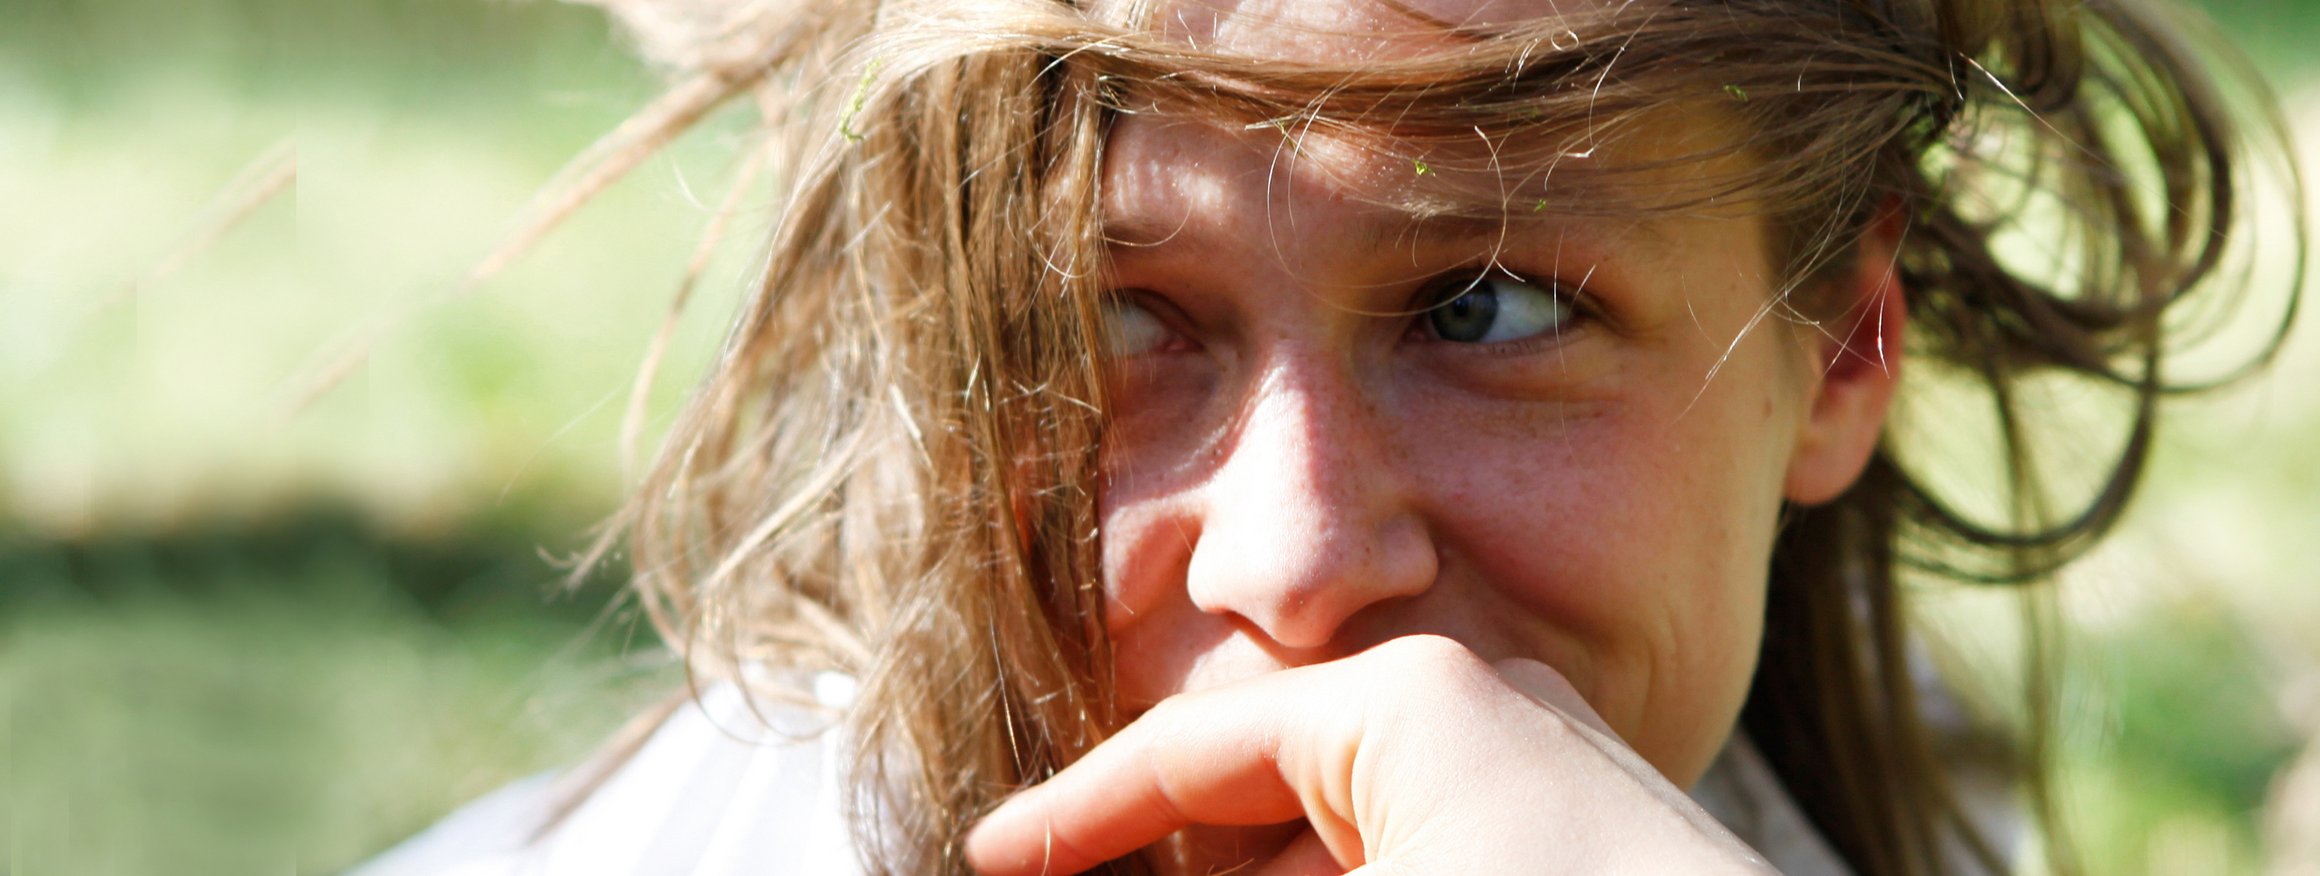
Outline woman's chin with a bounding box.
[1143,821,1309,875]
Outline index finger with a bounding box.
[1489,657,1616,738]
[962,680,1359,875]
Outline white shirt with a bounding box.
[354,680,1854,876]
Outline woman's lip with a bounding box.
[1114,633,1604,732]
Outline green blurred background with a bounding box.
[1,1,2315,874]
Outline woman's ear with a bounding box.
[1783,208,1906,506]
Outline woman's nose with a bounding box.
[1185,358,1438,651]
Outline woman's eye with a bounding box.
[1423,275,1575,344]
[1103,295,1175,358]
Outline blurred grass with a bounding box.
[2,1,733,871]
[0,513,675,874]
[0,0,765,538]
[1,1,2316,874]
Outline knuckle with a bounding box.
[1364,634,1491,694]
[1140,689,1199,729]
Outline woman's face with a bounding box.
[1091,0,1897,867]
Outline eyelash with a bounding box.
[1099,269,1606,358]
[1101,290,1199,359]
[1405,270,1598,349]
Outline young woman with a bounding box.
[359,0,2303,873]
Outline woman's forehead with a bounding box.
[1096,102,1754,249]
[1096,110,1704,279]
[1088,0,1764,247]
[1391,0,1622,31]
[1105,0,1618,58]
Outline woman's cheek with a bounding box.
[1412,397,1759,748]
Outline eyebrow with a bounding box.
[1101,208,1667,268]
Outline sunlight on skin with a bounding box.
[1019,0,1910,872]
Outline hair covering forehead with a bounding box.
[1091,0,1634,55]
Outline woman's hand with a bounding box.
[964,635,1776,875]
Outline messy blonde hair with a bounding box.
[533,0,2306,873]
